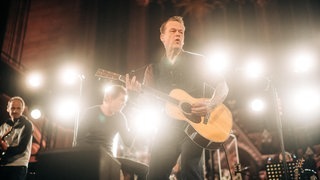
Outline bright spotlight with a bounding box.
[292,87,320,114]
[27,72,43,88]
[104,84,113,93]
[250,98,265,112]
[59,67,83,86]
[206,48,231,74]
[244,59,265,79]
[290,49,316,73]
[103,83,116,95]
[131,107,161,135]
[53,97,79,121]
[30,108,42,120]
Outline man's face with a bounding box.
[7,99,24,119]
[160,21,185,51]
[110,93,127,113]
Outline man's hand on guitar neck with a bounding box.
[125,74,142,93]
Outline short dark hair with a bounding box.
[160,16,185,34]
[103,85,127,100]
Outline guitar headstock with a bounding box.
[95,68,125,83]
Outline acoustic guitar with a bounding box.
[95,68,233,149]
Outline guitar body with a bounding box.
[165,89,233,148]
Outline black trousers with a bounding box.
[147,126,204,180]
[0,166,28,180]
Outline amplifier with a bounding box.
[37,147,121,180]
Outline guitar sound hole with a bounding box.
[181,103,201,123]
[181,103,192,113]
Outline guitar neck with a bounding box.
[95,69,180,105]
[143,86,180,104]
[118,75,180,105]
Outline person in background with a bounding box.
[76,85,133,154]
[301,147,318,180]
[126,16,229,179]
[0,96,33,180]
[76,85,148,179]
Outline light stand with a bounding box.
[72,74,85,147]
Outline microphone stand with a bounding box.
[267,77,289,180]
[72,74,85,147]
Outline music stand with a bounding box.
[265,161,297,180]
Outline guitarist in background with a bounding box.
[0,96,33,180]
[126,16,229,180]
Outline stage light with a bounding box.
[244,57,265,79]
[287,48,316,73]
[104,84,113,94]
[30,108,42,120]
[102,83,117,97]
[52,97,79,122]
[205,47,231,74]
[26,72,43,88]
[292,87,320,114]
[250,98,265,112]
[58,66,84,86]
[131,106,161,135]
[293,52,315,73]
